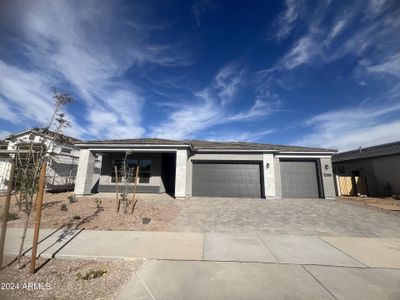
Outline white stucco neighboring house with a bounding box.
[0,128,81,193]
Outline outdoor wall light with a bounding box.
[325,164,330,170]
[266,163,270,169]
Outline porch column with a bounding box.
[175,149,188,198]
[263,153,277,198]
[74,149,96,195]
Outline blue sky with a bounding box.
[0,0,399,150]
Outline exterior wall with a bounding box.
[97,153,165,193]
[175,149,188,198]
[0,132,79,192]
[0,156,12,192]
[263,153,276,197]
[372,155,400,196]
[274,157,282,197]
[319,157,336,199]
[74,149,96,195]
[333,154,400,196]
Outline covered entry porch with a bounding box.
[74,146,188,198]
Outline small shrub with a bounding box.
[0,211,19,221]
[68,195,76,203]
[60,204,68,211]
[73,215,81,220]
[76,269,107,281]
[95,198,103,210]
[142,217,151,224]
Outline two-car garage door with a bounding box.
[192,162,262,198]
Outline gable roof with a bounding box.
[332,141,400,162]
[76,138,336,153]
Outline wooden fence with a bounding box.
[338,176,368,196]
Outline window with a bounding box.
[61,147,72,154]
[111,159,152,183]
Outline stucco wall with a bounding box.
[319,157,336,199]
[334,154,400,196]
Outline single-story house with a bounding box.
[74,138,337,199]
[332,141,400,197]
[0,128,81,192]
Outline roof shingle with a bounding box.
[332,141,400,162]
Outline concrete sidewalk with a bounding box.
[4,228,400,299]
[118,260,400,300]
[4,228,400,268]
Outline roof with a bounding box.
[76,138,336,153]
[332,141,400,162]
[3,128,81,143]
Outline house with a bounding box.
[332,141,400,197]
[74,138,337,199]
[0,128,81,192]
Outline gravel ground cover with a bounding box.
[0,192,181,231]
[0,256,143,299]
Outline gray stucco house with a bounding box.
[74,138,337,199]
[333,141,400,197]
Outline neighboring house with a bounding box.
[0,128,81,193]
[74,138,337,199]
[332,141,400,197]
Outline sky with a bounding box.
[0,0,399,151]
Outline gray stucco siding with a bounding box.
[333,154,400,196]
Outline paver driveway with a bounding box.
[168,197,400,237]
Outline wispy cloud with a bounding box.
[149,60,278,140]
[273,0,303,41]
[366,53,400,78]
[192,0,217,28]
[0,0,189,139]
[295,102,400,150]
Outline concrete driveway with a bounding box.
[168,197,400,237]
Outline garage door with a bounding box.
[192,162,262,198]
[280,160,320,198]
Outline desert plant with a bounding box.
[73,215,81,220]
[13,88,74,266]
[94,198,103,210]
[119,152,135,214]
[68,195,76,204]
[60,204,68,211]
[76,269,107,280]
[0,211,19,221]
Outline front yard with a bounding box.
[0,192,180,231]
[0,256,142,300]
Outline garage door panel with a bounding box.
[280,160,320,198]
[192,162,262,198]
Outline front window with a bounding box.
[111,159,152,183]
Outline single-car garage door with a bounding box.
[192,162,262,198]
[280,160,320,198]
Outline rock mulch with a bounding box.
[0,192,181,231]
[0,256,143,299]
